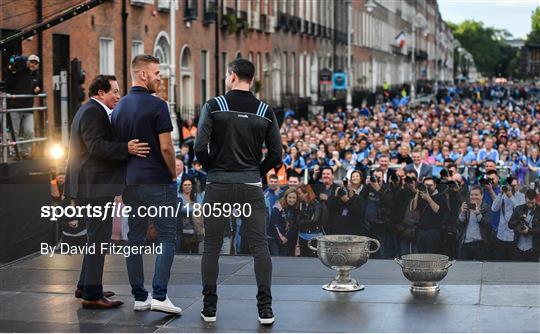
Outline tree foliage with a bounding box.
[527,7,540,44]
[448,20,517,77]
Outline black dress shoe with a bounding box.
[75,288,115,299]
[81,296,123,309]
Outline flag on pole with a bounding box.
[394,31,406,48]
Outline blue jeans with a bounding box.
[123,184,177,301]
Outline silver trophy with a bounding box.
[309,235,380,292]
[395,253,455,293]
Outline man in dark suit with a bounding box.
[405,148,433,181]
[65,75,149,309]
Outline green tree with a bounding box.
[449,20,517,78]
[527,7,540,44]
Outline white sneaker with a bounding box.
[133,294,152,311]
[150,296,182,314]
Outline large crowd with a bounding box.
[171,82,540,262]
[56,81,540,262]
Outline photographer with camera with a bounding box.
[332,171,367,236]
[480,169,502,259]
[491,176,526,260]
[412,177,449,253]
[457,186,492,260]
[362,168,395,258]
[508,189,540,261]
[395,170,420,255]
[439,166,467,259]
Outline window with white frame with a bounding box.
[131,40,144,60]
[99,38,115,75]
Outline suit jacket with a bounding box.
[404,163,433,181]
[508,204,540,252]
[64,99,128,199]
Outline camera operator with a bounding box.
[457,186,492,260]
[439,167,467,258]
[480,169,502,259]
[508,189,540,262]
[412,177,449,253]
[363,168,394,258]
[395,170,420,255]
[332,171,366,236]
[491,176,526,260]
[5,55,41,157]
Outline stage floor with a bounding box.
[0,254,539,333]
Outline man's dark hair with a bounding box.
[131,54,159,71]
[228,58,255,82]
[89,75,117,97]
[485,159,496,165]
[268,174,279,181]
[486,170,498,177]
[525,189,537,200]
[321,166,334,174]
[423,176,434,183]
[406,169,418,177]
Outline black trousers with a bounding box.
[76,197,114,300]
[514,248,539,262]
[495,239,516,261]
[201,183,272,309]
[460,241,487,261]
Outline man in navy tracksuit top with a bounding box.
[195,59,282,325]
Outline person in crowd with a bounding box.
[457,186,492,260]
[362,168,394,258]
[296,185,325,257]
[477,137,500,165]
[395,170,419,255]
[332,172,366,236]
[313,167,339,234]
[412,177,448,253]
[177,177,204,254]
[269,188,299,256]
[405,148,433,181]
[508,189,539,262]
[491,176,526,260]
[264,174,283,256]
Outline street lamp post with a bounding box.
[346,0,352,112]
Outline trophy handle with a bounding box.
[394,258,404,268]
[444,260,456,269]
[367,238,380,254]
[308,238,318,252]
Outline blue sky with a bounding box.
[438,0,539,39]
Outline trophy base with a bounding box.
[410,282,440,293]
[322,278,365,292]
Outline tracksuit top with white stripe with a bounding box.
[194,90,282,184]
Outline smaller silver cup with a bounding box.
[309,235,380,292]
[395,253,455,293]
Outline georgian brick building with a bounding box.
[1,0,453,141]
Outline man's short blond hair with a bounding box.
[131,54,159,74]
